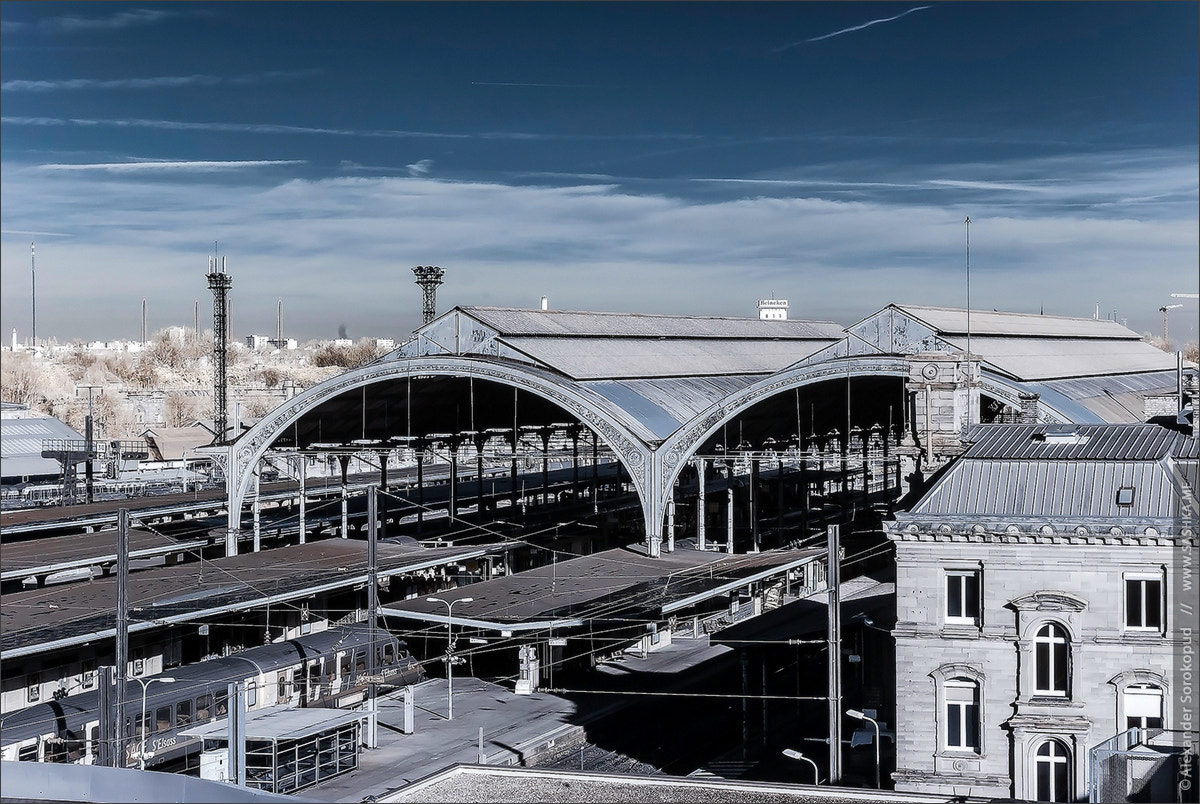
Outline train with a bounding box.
[0,622,423,770]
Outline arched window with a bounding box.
[944,678,980,752]
[1034,739,1071,802]
[1124,684,1164,730]
[1034,623,1069,696]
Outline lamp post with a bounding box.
[847,708,881,788]
[134,677,176,770]
[782,748,820,784]
[426,596,473,720]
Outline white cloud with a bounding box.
[1,148,1195,344]
[2,70,318,93]
[406,160,434,177]
[38,160,306,172]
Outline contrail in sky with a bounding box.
[472,81,592,88]
[774,5,931,51]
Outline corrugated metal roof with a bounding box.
[895,304,1137,339]
[504,337,838,380]
[1,414,87,479]
[909,459,1188,519]
[962,424,1198,460]
[940,336,1181,381]
[462,307,845,340]
[1030,371,1186,423]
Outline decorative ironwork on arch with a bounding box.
[216,355,655,553]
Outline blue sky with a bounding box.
[2,2,1197,345]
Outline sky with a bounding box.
[2,2,1197,345]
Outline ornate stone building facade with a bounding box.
[886,423,1197,801]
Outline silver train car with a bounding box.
[0,622,423,769]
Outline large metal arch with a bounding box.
[217,355,656,553]
[645,356,914,544]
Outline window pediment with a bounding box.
[1009,590,1088,613]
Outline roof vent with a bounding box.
[1031,430,1089,446]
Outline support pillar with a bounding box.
[749,456,759,553]
[726,486,735,554]
[298,455,307,545]
[252,469,261,552]
[695,458,707,550]
[339,455,351,539]
[666,498,675,553]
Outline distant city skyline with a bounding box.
[2,2,1197,344]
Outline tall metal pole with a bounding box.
[367,486,380,748]
[30,241,36,349]
[115,510,130,767]
[827,524,842,784]
[965,216,971,361]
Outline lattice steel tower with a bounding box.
[207,255,233,441]
[412,265,445,325]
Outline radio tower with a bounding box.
[412,265,445,326]
[207,254,233,442]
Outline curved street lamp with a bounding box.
[782,747,820,784]
[847,708,881,788]
[426,596,474,720]
[134,677,176,770]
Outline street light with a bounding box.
[426,596,474,720]
[847,708,881,788]
[134,677,176,770]
[782,748,820,784]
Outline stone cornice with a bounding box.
[886,518,1194,546]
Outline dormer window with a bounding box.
[1116,487,1135,507]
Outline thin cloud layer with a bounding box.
[2,149,1194,343]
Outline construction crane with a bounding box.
[1160,304,1183,345]
[1166,294,1198,346]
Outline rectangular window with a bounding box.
[177,699,192,727]
[1125,576,1163,630]
[944,681,980,752]
[945,570,980,624]
[155,705,172,733]
[1125,685,1164,730]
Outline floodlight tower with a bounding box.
[412,265,445,326]
[207,255,233,441]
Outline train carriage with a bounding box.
[0,622,422,771]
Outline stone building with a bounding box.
[886,423,1197,802]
